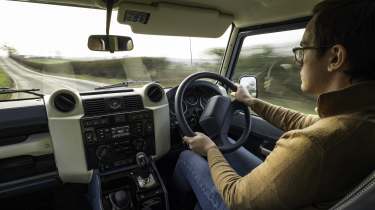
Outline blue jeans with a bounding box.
[174,146,263,210]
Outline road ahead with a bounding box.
[0,57,107,98]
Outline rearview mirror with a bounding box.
[239,76,258,98]
[88,35,134,52]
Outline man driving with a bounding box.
[174,0,375,209]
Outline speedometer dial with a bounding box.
[185,95,198,105]
[170,100,188,115]
[182,101,188,114]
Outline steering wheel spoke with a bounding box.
[214,133,231,147]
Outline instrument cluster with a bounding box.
[166,81,223,145]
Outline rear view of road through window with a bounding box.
[0,0,230,100]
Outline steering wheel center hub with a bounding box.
[199,95,232,139]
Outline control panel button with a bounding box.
[133,122,143,135]
[114,115,126,123]
[111,126,130,138]
[84,121,93,127]
[100,118,109,125]
[144,122,153,134]
[85,131,94,143]
[96,145,111,160]
[120,139,131,145]
[96,129,106,141]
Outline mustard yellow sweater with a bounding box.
[208,82,375,210]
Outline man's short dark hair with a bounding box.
[313,0,375,81]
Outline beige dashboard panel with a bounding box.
[45,84,170,184]
[45,89,93,184]
[117,2,233,38]
[136,83,170,158]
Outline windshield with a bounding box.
[0,0,231,100]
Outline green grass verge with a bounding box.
[0,66,14,100]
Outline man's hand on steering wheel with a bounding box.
[183,132,217,156]
[233,84,255,106]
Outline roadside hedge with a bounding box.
[9,54,126,79]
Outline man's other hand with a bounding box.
[183,132,217,156]
[233,84,254,105]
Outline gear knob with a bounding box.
[136,152,149,169]
[109,190,131,210]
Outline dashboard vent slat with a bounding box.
[124,95,144,111]
[83,98,106,115]
[83,95,143,116]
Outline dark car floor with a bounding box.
[0,184,90,210]
[0,150,192,210]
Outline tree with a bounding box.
[141,57,171,80]
[0,44,17,55]
[207,48,225,58]
[141,57,170,71]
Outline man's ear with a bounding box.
[327,44,349,73]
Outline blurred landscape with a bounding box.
[8,54,219,88]
[0,45,316,114]
[234,45,316,114]
[0,65,13,100]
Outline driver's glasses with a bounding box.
[292,46,330,66]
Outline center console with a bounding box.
[80,94,169,210]
[81,110,155,172]
[89,152,169,210]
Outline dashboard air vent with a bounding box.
[124,95,144,111]
[146,84,164,103]
[83,96,143,116]
[83,98,106,115]
[54,93,76,113]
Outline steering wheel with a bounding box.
[174,72,252,153]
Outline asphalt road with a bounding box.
[0,57,107,99]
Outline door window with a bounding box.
[233,29,316,114]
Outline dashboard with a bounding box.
[0,83,170,186]
[0,81,224,189]
[45,83,170,183]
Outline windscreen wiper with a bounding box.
[95,81,129,90]
[95,80,157,90]
[0,87,44,97]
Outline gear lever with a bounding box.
[136,152,150,180]
[136,152,149,170]
[135,152,156,189]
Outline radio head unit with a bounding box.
[81,109,155,172]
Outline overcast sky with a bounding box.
[0,0,304,59]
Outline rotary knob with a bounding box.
[96,145,111,160]
[109,190,131,210]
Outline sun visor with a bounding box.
[117,2,233,38]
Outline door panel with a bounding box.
[229,111,283,159]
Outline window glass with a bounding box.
[233,29,316,114]
[0,1,231,100]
